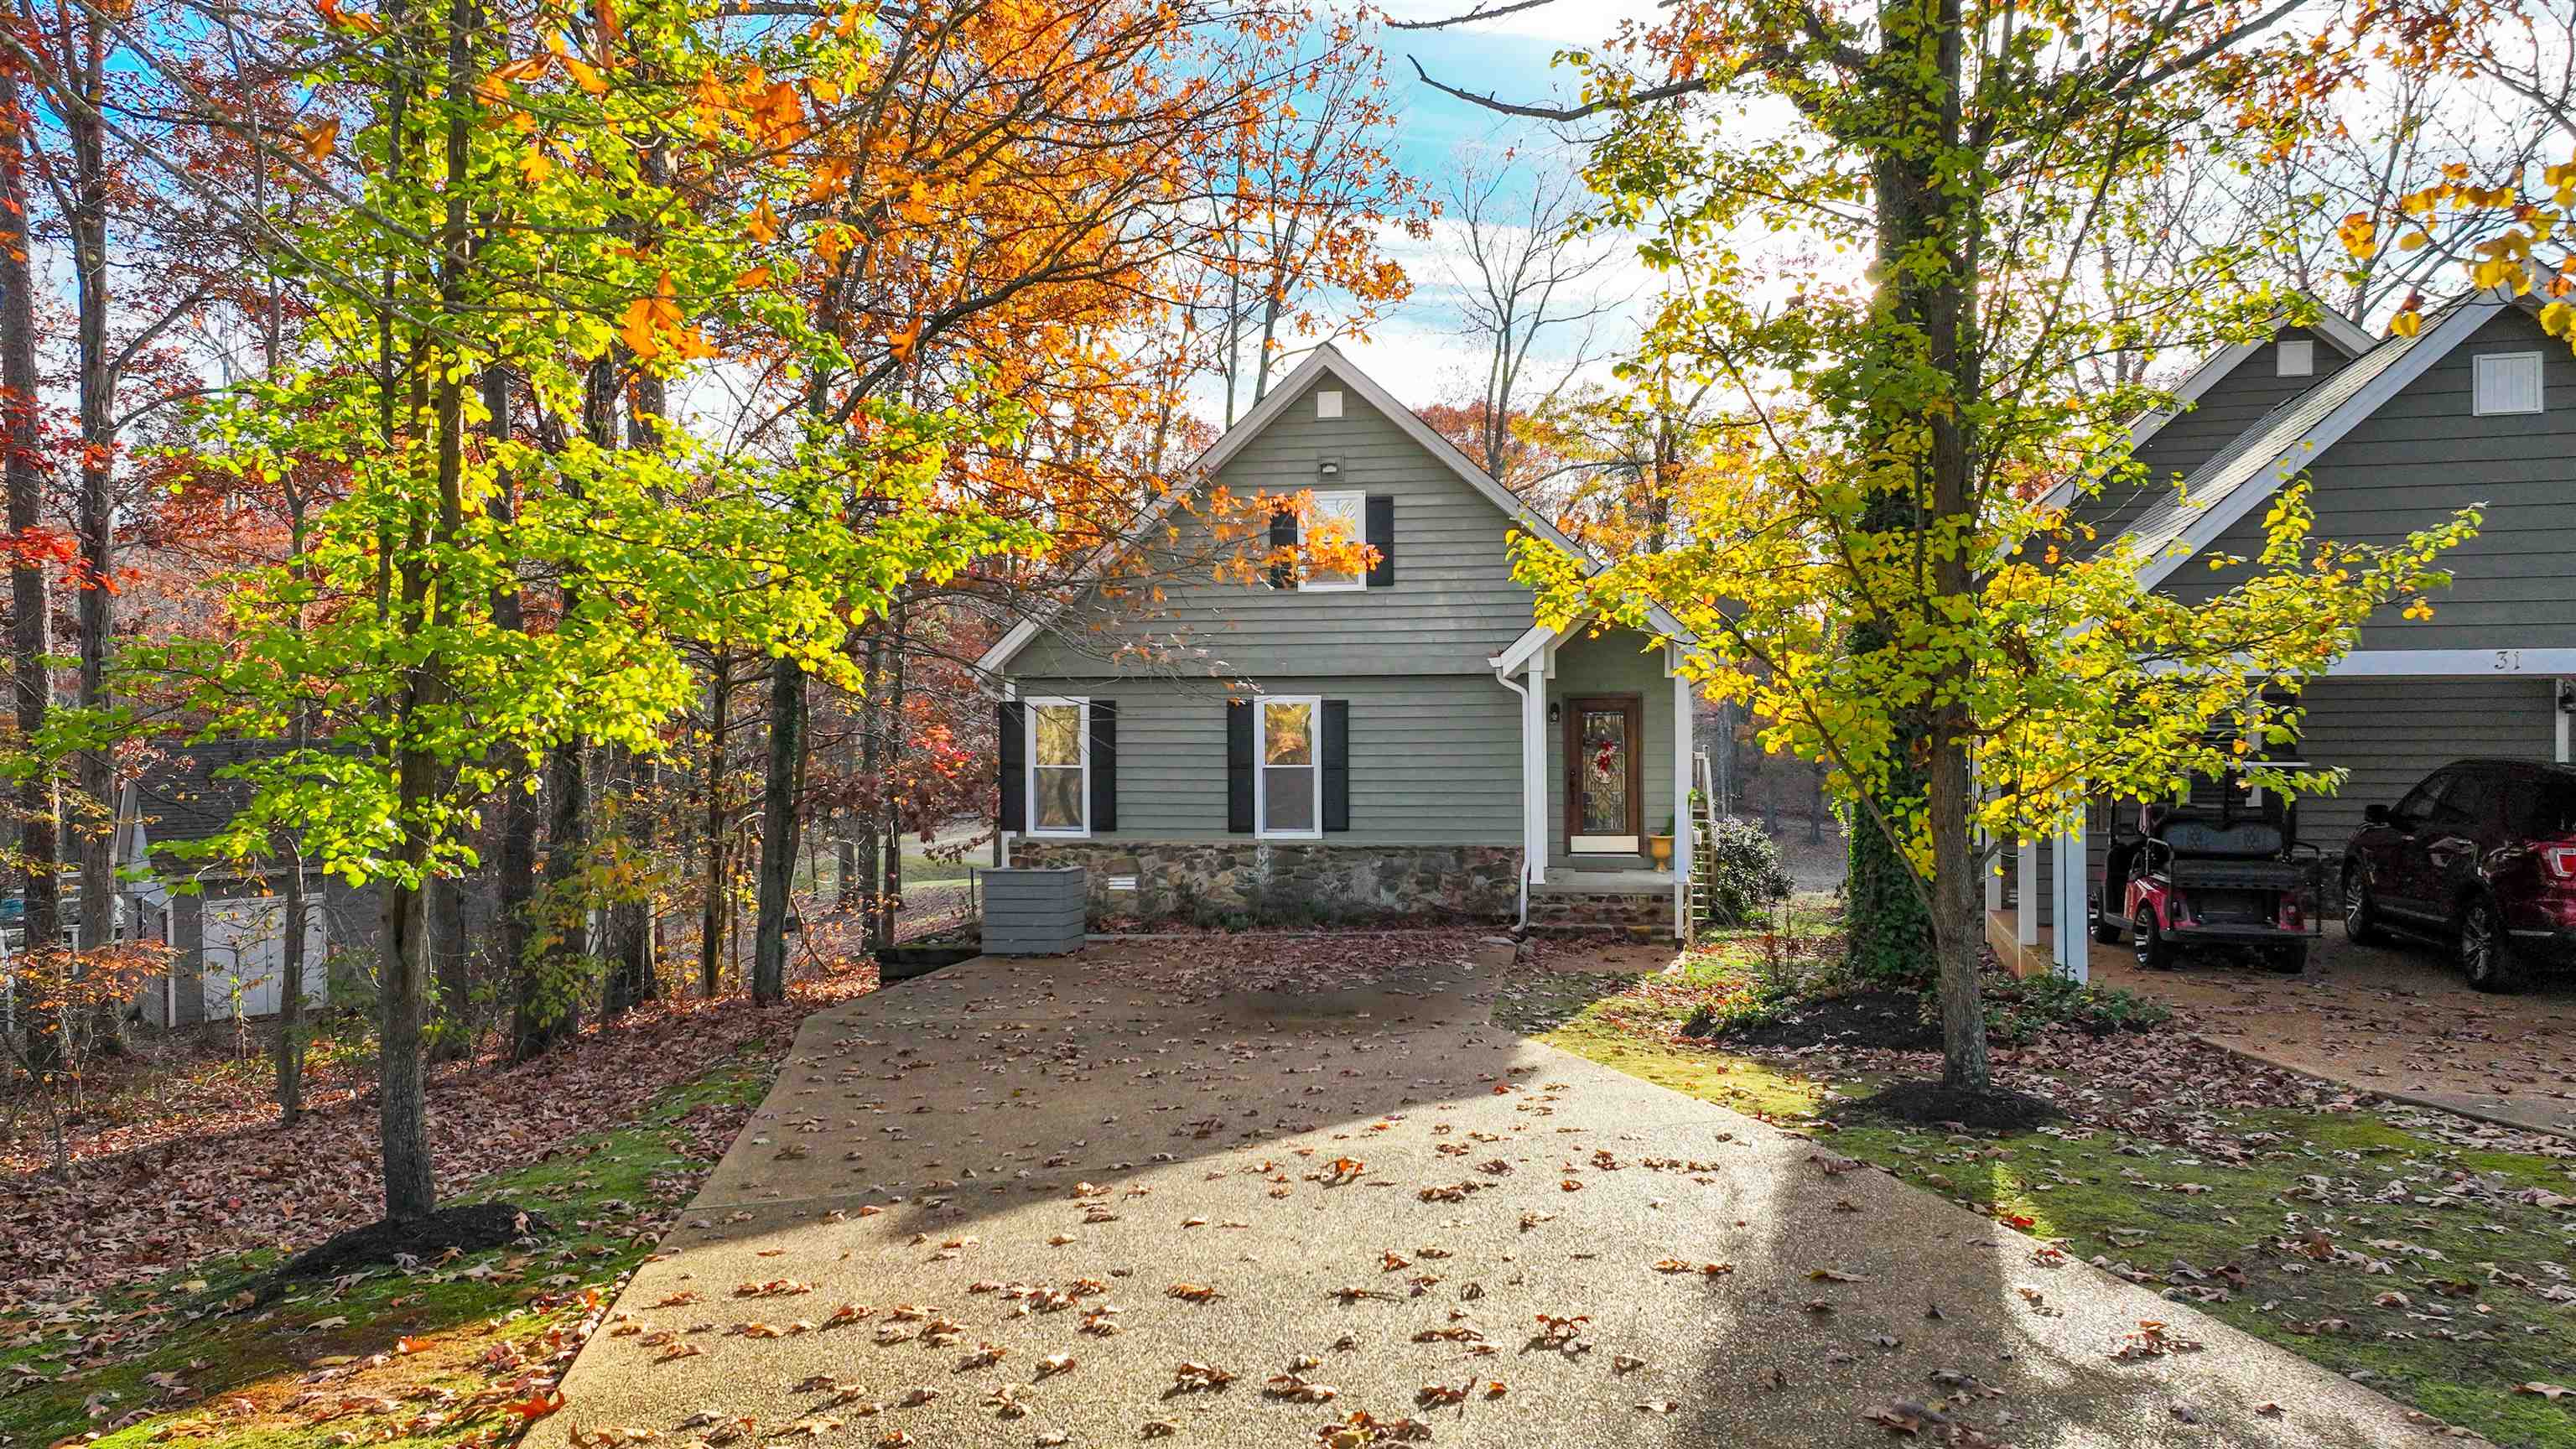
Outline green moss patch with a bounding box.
[1511,932,2576,1449]
[0,1053,776,1449]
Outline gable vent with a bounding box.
[1316,389,1343,419]
[2474,351,2543,416]
[2276,339,2313,377]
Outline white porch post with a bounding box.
[1670,648,1693,940]
[2014,834,2039,948]
[1524,654,1548,886]
[2055,818,2089,982]
[2558,678,2571,764]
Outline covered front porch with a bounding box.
[1985,824,2094,982]
[1491,621,1695,939]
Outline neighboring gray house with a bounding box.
[977,345,1696,938]
[1997,291,2576,977]
[122,741,375,1029]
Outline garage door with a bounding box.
[2290,676,2560,857]
[200,896,329,1021]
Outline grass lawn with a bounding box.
[0,1052,776,1449]
[1504,922,2576,1449]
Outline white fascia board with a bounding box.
[2132,298,2505,589]
[2324,647,2576,678]
[2038,297,2375,513]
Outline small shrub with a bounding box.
[1698,816,1794,927]
[1976,971,2173,1044]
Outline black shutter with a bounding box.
[1322,699,1350,833]
[997,699,1026,832]
[1088,700,1117,832]
[1267,501,1297,589]
[1364,496,1394,589]
[1226,700,1255,833]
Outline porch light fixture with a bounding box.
[1547,701,1561,724]
[1318,457,1341,478]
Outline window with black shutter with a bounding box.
[997,699,1026,831]
[1363,497,1394,589]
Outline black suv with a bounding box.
[2340,759,2576,990]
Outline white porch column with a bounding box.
[2015,834,2039,947]
[1670,650,1693,939]
[2558,678,2571,764]
[1524,654,1548,886]
[2055,818,2089,982]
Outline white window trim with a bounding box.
[1024,696,1091,839]
[2473,350,2544,416]
[1296,490,1368,593]
[1254,694,1326,840]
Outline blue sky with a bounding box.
[1300,0,1666,413]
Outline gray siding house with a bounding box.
[977,345,1696,937]
[121,741,376,1029]
[1998,292,2576,977]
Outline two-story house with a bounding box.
[976,345,1696,939]
[1995,290,2576,979]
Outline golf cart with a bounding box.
[2090,764,2325,974]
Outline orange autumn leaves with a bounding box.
[618,273,717,364]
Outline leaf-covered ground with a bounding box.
[1502,922,2576,1449]
[0,971,875,1449]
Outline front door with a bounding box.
[1565,695,1644,854]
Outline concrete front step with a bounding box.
[1529,884,1676,943]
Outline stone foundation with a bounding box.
[1007,840,1520,927]
[1527,890,1677,942]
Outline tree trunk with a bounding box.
[751,656,803,1004]
[871,618,907,953]
[1,75,60,1054]
[483,366,543,1060]
[699,652,730,998]
[601,743,652,1017]
[70,47,115,958]
[854,633,884,939]
[277,856,306,1124]
[1857,0,1987,1089]
[426,875,466,1057]
[380,0,480,1221]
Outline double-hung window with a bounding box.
[1026,697,1089,836]
[1299,491,1366,592]
[1256,696,1322,838]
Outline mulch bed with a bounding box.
[1826,1079,2064,1133]
[250,1202,555,1305]
[1699,988,1943,1052]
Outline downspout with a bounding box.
[1495,667,1532,929]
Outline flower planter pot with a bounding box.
[1649,834,1675,868]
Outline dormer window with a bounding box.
[2275,339,2313,377]
[2474,351,2543,416]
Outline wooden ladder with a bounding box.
[1685,750,1719,947]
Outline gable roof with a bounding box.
[976,344,1681,677]
[2122,292,2508,586]
[2038,294,2376,515]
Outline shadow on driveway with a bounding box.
[528,942,2427,1449]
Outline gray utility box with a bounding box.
[981,866,1087,956]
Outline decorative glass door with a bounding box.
[1566,696,1643,854]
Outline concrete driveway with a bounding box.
[2089,922,2576,1136]
[532,941,2439,1449]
